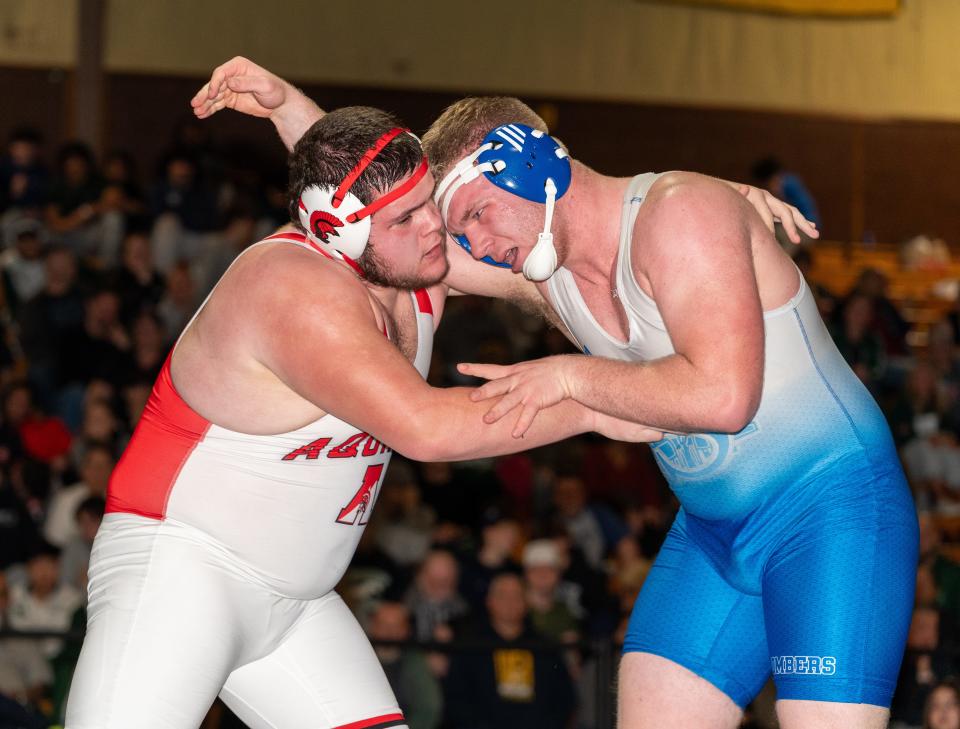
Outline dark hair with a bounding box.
[76,495,106,521]
[287,106,422,229]
[27,537,61,561]
[56,141,96,172]
[751,156,783,184]
[82,440,116,462]
[9,127,42,146]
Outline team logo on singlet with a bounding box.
[309,210,344,243]
[771,655,837,676]
[651,422,758,481]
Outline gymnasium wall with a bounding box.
[1,0,958,245]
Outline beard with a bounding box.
[358,235,450,290]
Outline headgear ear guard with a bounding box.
[434,123,571,281]
[297,127,429,272]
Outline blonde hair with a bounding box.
[422,97,548,181]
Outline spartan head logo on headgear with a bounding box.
[309,210,344,243]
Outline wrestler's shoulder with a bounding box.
[229,240,368,307]
[645,171,738,208]
[636,173,745,240]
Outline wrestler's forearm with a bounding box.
[403,388,592,462]
[271,84,325,152]
[564,352,759,434]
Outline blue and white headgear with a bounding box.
[434,123,571,281]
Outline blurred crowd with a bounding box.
[0,125,959,729]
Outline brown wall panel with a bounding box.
[0,67,70,155]
[5,67,959,247]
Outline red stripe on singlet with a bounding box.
[414,288,433,316]
[105,354,210,520]
[335,713,406,729]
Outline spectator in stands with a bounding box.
[126,310,167,387]
[197,204,259,293]
[6,539,82,659]
[444,572,575,729]
[522,539,579,642]
[850,267,911,357]
[0,128,47,217]
[551,471,628,570]
[418,460,491,529]
[6,458,52,543]
[58,495,105,593]
[751,156,821,232]
[16,246,84,405]
[891,606,958,727]
[150,150,221,276]
[621,499,671,560]
[9,385,71,472]
[45,142,123,263]
[607,534,651,619]
[101,150,146,226]
[928,321,960,407]
[0,571,52,729]
[0,380,32,462]
[156,260,198,341]
[367,600,443,729]
[830,292,886,388]
[459,508,521,607]
[792,247,838,320]
[891,362,960,511]
[581,437,664,512]
[405,550,470,644]
[923,679,960,729]
[71,396,123,465]
[0,462,40,570]
[58,287,131,401]
[373,459,436,569]
[917,514,960,630]
[120,379,151,432]
[115,228,166,325]
[43,442,113,548]
[0,217,46,314]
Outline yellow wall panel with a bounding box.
[2,0,959,121]
[652,0,899,16]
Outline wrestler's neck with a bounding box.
[553,162,631,285]
[364,279,402,310]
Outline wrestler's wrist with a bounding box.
[557,354,581,403]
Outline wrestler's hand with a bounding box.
[191,57,324,151]
[732,182,819,244]
[191,56,287,119]
[460,356,577,437]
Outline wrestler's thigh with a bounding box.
[777,699,889,729]
[619,520,768,728]
[220,591,406,729]
[764,470,918,722]
[66,515,247,729]
[619,653,742,729]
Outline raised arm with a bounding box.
[190,56,323,151]
[252,253,658,462]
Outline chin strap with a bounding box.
[522,178,559,281]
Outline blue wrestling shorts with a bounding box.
[623,462,918,708]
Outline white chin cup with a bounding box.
[523,232,558,281]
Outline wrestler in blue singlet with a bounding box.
[546,173,918,707]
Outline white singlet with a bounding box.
[66,232,426,729]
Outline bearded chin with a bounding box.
[358,239,449,290]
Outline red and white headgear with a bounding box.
[297,127,428,273]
